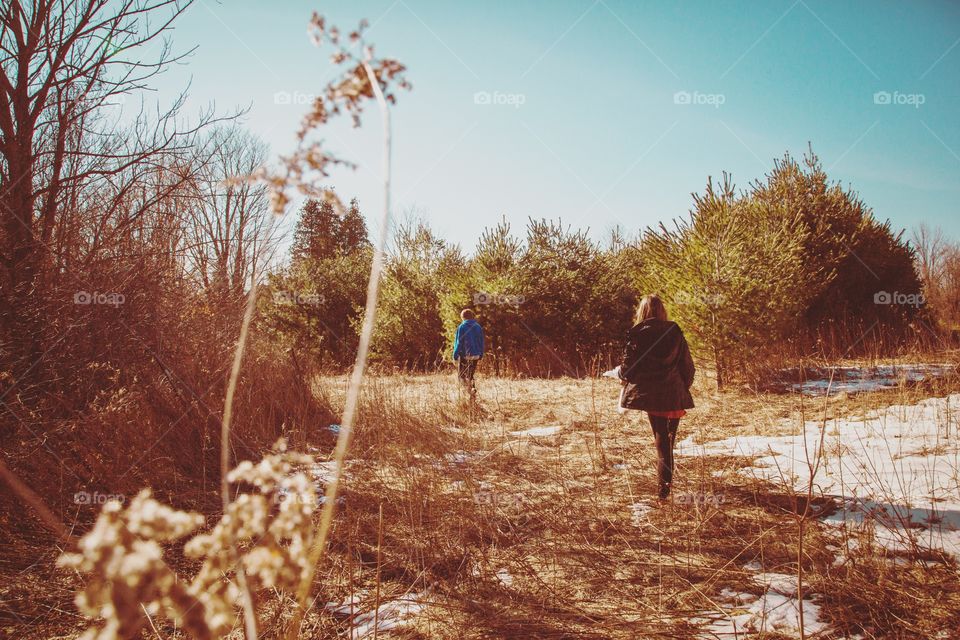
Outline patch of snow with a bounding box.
[629,501,654,527]
[692,574,828,640]
[327,591,428,639]
[741,592,826,635]
[496,568,513,587]
[679,394,960,558]
[788,364,955,396]
[509,425,562,438]
[311,460,356,486]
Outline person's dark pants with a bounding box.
[648,414,680,497]
[458,357,478,396]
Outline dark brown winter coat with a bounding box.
[618,319,695,412]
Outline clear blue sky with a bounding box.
[150,0,960,252]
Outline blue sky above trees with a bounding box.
[152,0,960,250]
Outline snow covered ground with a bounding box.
[678,392,960,637]
[679,394,960,557]
[692,571,828,638]
[783,363,955,396]
[326,590,429,639]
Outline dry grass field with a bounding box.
[4,357,960,639]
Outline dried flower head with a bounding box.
[60,441,319,639]
[258,14,410,215]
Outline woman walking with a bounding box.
[619,295,695,500]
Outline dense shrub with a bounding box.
[640,174,811,387]
[260,199,371,368]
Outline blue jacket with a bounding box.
[452,319,484,360]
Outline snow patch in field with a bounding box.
[325,590,367,616]
[629,501,654,527]
[695,570,827,637]
[787,364,955,396]
[509,425,562,438]
[601,365,621,379]
[753,572,799,595]
[326,591,428,639]
[679,394,960,557]
[310,460,343,485]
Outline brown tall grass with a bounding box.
[3,351,960,638]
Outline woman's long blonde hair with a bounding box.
[634,294,668,325]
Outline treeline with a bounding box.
[913,223,960,337]
[264,149,937,383]
[263,203,636,376]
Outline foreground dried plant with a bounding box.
[58,441,316,640]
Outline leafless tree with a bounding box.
[0,0,228,373]
[912,223,947,291]
[182,127,279,303]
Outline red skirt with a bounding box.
[647,409,687,419]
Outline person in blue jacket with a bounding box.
[452,308,484,397]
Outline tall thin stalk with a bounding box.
[220,281,261,640]
[374,502,384,639]
[288,57,393,639]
